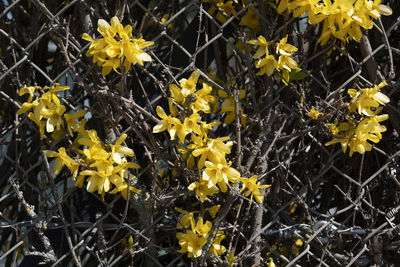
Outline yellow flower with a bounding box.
[190,135,233,168]
[277,0,289,13]
[348,81,390,116]
[348,135,373,156]
[64,110,86,136]
[248,36,270,59]
[18,85,38,103]
[27,111,46,139]
[179,71,200,97]
[72,117,88,138]
[82,16,154,75]
[239,175,271,204]
[325,114,388,156]
[169,84,186,105]
[267,257,276,267]
[308,108,320,120]
[255,54,279,76]
[176,216,226,258]
[169,119,190,144]
[45,147,79,179]
[202,160,240,192]
[249,36,299,81]
[175,208,196,229]
[277,54,299,82]
[176,230,208,258]
[204,0,237,24]
[41,83,70,107]
[292,238,303,255]
[16,100,38,115]
[218,89,247,126]
[200,121,221,134]
[109,159,140,199]
[276,35,298,56]
[78,170,112,197]
[349,114,388,156]
[356,113,388,141]
[176,216,215,258]
[188,179,218,202]
[17,84,70,136]
[81,34,107,65]
[209,231,227,257]
[168,98,179,117]
[183,112,202,136]
[275,36,300,81]
[152,106,181,137]
[325,120,355,154]
[177,145,195,168]
[112,158,140,180]
[207,205,221,218]
[109,182,141,200]
[109,133,135,164]
[190,83,217,113]
[240,6,260,33]
[193,217,212,236]
[78,129,102,147]
[40,102,66,133]
[85,146,112,173]
[286,0,393,45]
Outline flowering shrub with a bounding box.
[4,0,399,266]
[152,70,270,257]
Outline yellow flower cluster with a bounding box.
[66,131,140,199]
[153,71,217,145]
[17,85,141,199]
[203,1,261,34]
[249,36,300,82]
[175,207,226,258]
[278,0,392,45]
[153,71,270,204]
[82,16,154,76]
[17,84,69,139]
[325,81,390,156]
[204,0,237,24]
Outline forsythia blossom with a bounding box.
[218,89,247,126]
[278,0,393,45]
[308,108,320,120]
[153,71,271,204]
[17,83,69,138]
[348,81,390,116]
[239,175,271,204]
[249,36,300,82]
[203,0,237,24]
[82,16,154,75]
[176,215,226,258]
[17,84,141,200]
[325,82,390,156]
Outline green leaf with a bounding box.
[289,69,308,80]
[226,250,236,267]
[268,2,277,10]
[128,235,135,252]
